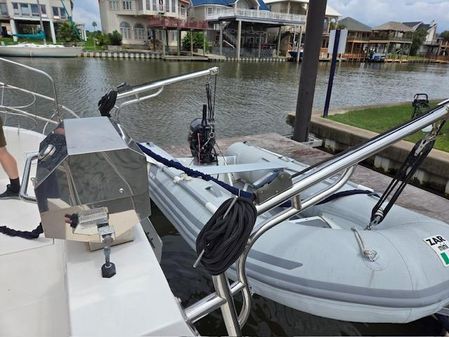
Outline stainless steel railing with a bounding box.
[107,67,449,335]
[0,57,79,134]
[114,67,219,116]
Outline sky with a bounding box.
[73,0,449,32]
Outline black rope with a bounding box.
[317,189,378,205]
[98,90,118,118]
[196,197,257,275]
[138,143,255,200]
[0,223,43,240]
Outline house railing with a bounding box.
[369,34,412,42]
[205,8,305,23]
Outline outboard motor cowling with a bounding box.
[188,104,217,164]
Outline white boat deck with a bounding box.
[0,127,194,336]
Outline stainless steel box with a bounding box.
[35,117,150,243]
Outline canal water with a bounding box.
[2,58,448,335]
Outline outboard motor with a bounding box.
[188,104,217,164]
[34,116,150,277]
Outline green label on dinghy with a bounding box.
[424,235,449,267]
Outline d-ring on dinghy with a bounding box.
[106,68,449,324]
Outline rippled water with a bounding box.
[2,58,448,335]
[4,58,449,146]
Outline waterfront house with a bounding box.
[187,0,306,59]
[368,21,413,55]
[336,16,370,60]
[261,0,340,56]
[98,0,202,51]
[403,21,438,56]
[0,0,73,44]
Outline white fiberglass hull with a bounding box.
[0,127,194,336]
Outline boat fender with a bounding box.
[195,197,257,275]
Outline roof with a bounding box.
[338,17,371,32]
[372,21,412,32]
[262,0,341,17]
[190,0,268,10]
[403,21,421,29]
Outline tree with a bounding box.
[182,32,208,51]
[57,21,81,44]
[108,30,122,45]
[410,28,427,56]
[92,21,98,32]
[441,30,449,42]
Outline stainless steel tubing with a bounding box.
[185,280,245,324]
[212,274,242,336]
[0,105,59,125]
[255,104,449,214]
[235,165,355,324]
[299,166,355,211]
[19,154,38,202]
[0,58,62,119]
[116,87,164,114]
[116,67,219,100]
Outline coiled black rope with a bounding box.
[0,223,43,240]
[196,197,257,275]
[98,90,118,118]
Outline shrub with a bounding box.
[108,30,122,46]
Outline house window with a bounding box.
[30,4,40,16]
[165,0,169,12]
[120,21,131,39]
[20,3,30,16]
[40,5,47,15]
[207,7,213,15]
[171,0,176,12]
[12,3,19,15]
[0,3,8,16]
[60,7,66,18]
[52,6,59,17]
[134,23,145,39]
[122,0,132,10]
[109,0,119,10]
[180,5,186,16]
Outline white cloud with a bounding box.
[73,0,101,30]
[71,0,449,33]
[328,0,449,32]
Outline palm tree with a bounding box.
[92,21,98,32]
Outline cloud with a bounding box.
[71,0,449,33]
[328,0,449,32]
[73,0,101,30]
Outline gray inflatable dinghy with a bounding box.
[143,141,449,323]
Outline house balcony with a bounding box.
[109,0,187,19]
[369,34,412,43]
[205,8,305,25]
[148,16,208,29]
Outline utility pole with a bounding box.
[36,0,47,45]
[292,0,327,142]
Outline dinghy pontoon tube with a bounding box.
[142,103,449,323]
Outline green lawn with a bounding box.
[328,101,449,152]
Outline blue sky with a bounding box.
[73,0,449,32]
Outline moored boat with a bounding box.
[107,67,449,324]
